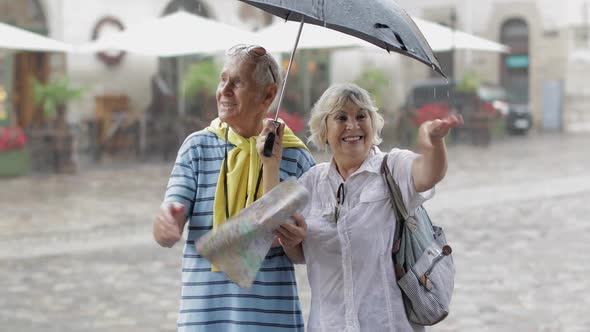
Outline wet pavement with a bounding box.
[1,133,590,331]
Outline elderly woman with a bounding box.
[265,83,462,332]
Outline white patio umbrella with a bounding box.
[254,20,374,52]
[412,17,509,53]
[77,11,262,116]
[255,17,509,53]
[77,11,258,56]
[0,21,72,52]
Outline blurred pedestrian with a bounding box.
[152,44,315,332]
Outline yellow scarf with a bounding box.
[207,118,308,271]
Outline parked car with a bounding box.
[402,79,532,136]
[400,78,493,146]
[477,83,532,135]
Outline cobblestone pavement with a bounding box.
[1,133,589,331]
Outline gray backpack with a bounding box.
[381,154,455,326]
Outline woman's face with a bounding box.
[326,100,374,163]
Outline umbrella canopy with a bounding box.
[256,18,509,53]
[239,0,443,76]
[0,21,72,52]
[77,11,258,57]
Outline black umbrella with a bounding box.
[242,0,444,156]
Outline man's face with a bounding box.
[216,58,269,136]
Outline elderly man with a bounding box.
[152,44,314,332]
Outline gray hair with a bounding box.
[225,45,283,91]
[308,83,384,150]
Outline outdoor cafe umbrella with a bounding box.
[238,0,443,156]
[0,21,72,52]
[253,17,508,122]
[77,11,258,56]
[77,11,259,114]
[411,17,509,53]
[257,17,509,53]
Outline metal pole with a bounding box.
[272,17,305,120]
[262,17,304,157]
[450,8,457,81]
[178,56,185,115]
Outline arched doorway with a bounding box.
[0,0,49,128]
[500,18,530,104]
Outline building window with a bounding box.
[500,18,529,104]
[574,25,590,49]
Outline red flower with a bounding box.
[412,103,450,126]
[0,127,27,152]
[270,110,305,134]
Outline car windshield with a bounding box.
[478,85,522,104]
[411,84,453,108]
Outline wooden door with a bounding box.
[12,52,49,128]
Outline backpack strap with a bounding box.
[380,154,409,220]
[381,154,408,279]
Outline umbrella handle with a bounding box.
[262,120,280,157]
[262,131,276,157]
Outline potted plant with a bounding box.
[181,58,220,124]
[31,77,82,173]
[354,67,401,144]
[354,67,390,109]
[33,77,82,131]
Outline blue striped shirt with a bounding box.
[165,129,315,331]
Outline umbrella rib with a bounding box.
[375,23,407,51]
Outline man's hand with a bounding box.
[153,202,186,248]
[257,119,284,168]
[276,214,307,248]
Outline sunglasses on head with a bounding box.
[227,44,276,84]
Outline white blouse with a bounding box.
[299,147,433,332]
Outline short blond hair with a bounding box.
[308,83,384,150]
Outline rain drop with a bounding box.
[433,87,437,99]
